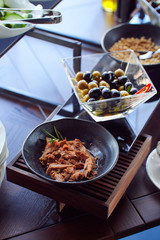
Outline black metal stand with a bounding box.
[0,28,82,111]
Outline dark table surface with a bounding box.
[0,0,160,239]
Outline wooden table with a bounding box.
[0,1,160,239]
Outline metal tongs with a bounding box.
[0,8,62,24]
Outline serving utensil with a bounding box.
[139,49,160,60]
[0,8,62,24]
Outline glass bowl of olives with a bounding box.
[139,0,160,26]
[62,50,157,122]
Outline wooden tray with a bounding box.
[6,134,152,219]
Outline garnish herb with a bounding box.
[43,126,64,143]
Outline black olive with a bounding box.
[101,71,111,82]
[125,82,133,93]
[88,98,96,102]
[99,86,106,92]
[111,89,121,98]
[102,71,115,82]
[155,6,160,13]
[110,79,120,90]
[151,1,158,8]
[102,87,112,99]
[130,87,138,95]
[83,71,92,82]
[108,71,115,81]
[118,75,128,85]
[88,87,101,99]
[91,80,98,85]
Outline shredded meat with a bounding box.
[40,138,98,182]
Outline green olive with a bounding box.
[114,68,125,78]
[82,89,89,96]
[99,80,110,88]
[92,70,101,82]
[120,90,129,96]
[88,81,98,89]
[82,94,90,102]
[118,85,124,91]
[75,72,84,81]
[78,80,88,90]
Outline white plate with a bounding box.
[0,161,6,187]
[0,121,6,156]
[0,0,42,38]
[0,139,8,165]
[146,148,160,189]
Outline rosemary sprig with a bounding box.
[43,126,64,143]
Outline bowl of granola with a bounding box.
[101,23,160,69]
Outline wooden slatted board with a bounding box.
[6,134,152,219]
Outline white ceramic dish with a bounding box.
[0,139,8,166]
[146,148,160,189]
[0,161,6,187]
[0,0,42,38]
[0,121,6,157]
[0,121,8,186]
[0,22,35,38]
[4,0,39,8]
[0,148,8,187]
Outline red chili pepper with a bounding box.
[135,83,151,95]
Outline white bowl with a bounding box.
[0,161,6,187]
[0,149,9,187]
[0,121,8,186]
[4,0,39,9]
[0,0,42,39]
[146,148,160,189]
[0,22,35,39]
[0,121,6,157]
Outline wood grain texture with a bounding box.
[142,99,160,151]
[126,163,159,200]
[0,180,58,239]
[0,0,160,239]
[0,95,55,240]
[108,195,145,239]
[9,215,114,240]
[132,192,160,226]
[6,134,152,221]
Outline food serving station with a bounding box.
[0,0,160,239]
[7,98,152,219]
